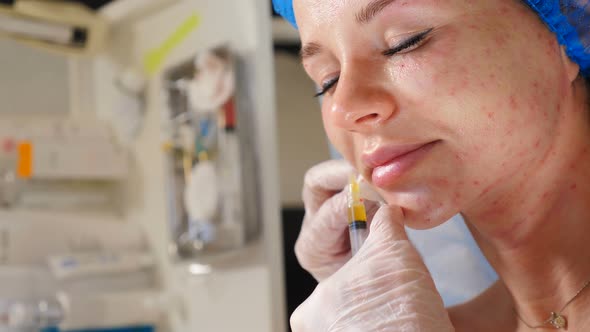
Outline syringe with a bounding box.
[348,175,369,256]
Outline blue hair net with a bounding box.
[523,0,590,77]
[272,0,297,29]
[272,0,590,77]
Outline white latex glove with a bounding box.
[291,205,455,332]
[298,160,379,281]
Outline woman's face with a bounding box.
[295,0,575,228]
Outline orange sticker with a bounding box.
[17,141,33,179]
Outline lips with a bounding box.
[362,140,440,188]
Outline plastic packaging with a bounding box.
[0,298,64,332]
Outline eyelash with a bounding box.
[314,28,433,98]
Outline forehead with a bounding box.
[295,0,377,41]
[293,0,348,24]
[294,0,443,51]
[293,0,513,32]
[292,0,548,59]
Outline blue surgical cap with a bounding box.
[273,0,297,29]
[272,0,590,77]
[524,0,590,77]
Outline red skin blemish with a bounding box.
[509,95,518,110]
[571,184,577,190]
[495,219,525,241]
[487,112,494,119]
[460,79,470,90]
[433,179,450,187]
[534,140,541,148]
[542,191,549,199]
[473,181,480,186]
[492,199,500,206]
[494,36,507,46]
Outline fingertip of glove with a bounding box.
[370,205,406,237]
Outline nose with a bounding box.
[327,69,397,133]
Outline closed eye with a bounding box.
[314,76,339,97]
[382,28,433,57]
[313,28,433,98]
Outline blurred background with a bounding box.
[0,1,325,331]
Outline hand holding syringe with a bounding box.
[349,173,389,255]
[292,161,453,332]
[297,161,383,281]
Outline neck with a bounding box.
[464,80,590,329]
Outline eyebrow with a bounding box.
[356,0,398,25]
[300,42,322,61]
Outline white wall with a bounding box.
[0,38,69,115]
[274,52,331,207]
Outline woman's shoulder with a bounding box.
[448,281,517,332]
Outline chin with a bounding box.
[401,209,452,230]
[380,189,459,230]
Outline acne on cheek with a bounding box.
[545,38,557,57]
[441,65,474,97]
[568,148,588,171]
[432,178,450,188]
[508,94,519,111]
[494,35,508,47]
[499,6,510,15]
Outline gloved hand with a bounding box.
[297,160,379,281]
[291,205,455,332]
